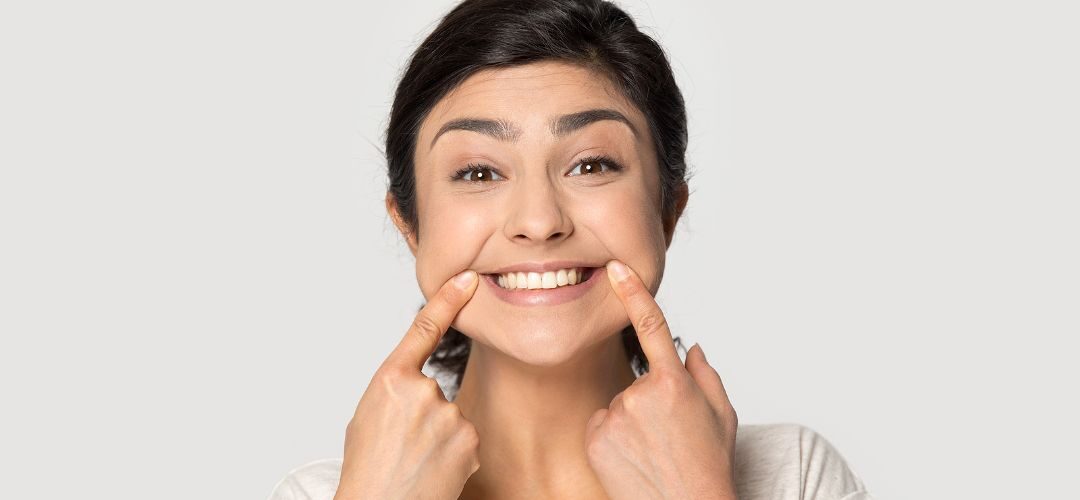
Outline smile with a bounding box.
[493,267,595,290]
[481,264,604,307]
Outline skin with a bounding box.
[364,61,737,499]
[335,271,483,500]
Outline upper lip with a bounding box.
[485,261,604,274]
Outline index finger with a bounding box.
[384,269,479,372]
[604,259,681,370]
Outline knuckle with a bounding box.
[422,376,442,395]
[609,392,624,409]
[585,435,605,460]
[435,283,465,307]
[600,407,623,429]
[438,401,462,422]
[635,311,668,338]
[429,406,457,435]
[422,379,446,404]
[708,365,724,382]
[730,408,740,428]
[375,364,404,382]
[378,372,440,404]
[461,422,480,448]
[585,426,614,460]
[410,314,443,345]
[651,369,683,394]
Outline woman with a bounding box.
[271,1,875,499]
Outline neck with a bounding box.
[453,332,637,500]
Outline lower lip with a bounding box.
[483,268,604,307]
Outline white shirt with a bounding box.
[268,422,875,500]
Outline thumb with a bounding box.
[685,343,731,414]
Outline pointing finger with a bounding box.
[385,270,478,372]
[605,260,681,371]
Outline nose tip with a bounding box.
[510,213,570,242]
[504,180,573,243]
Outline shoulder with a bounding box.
[733,423,875,500]
[267,458,343,500]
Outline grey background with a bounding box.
[1,1,1077,499]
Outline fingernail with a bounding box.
[454,270,477,288]
[607,260,630,281]
[696,343,708,362]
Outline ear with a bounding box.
[663,181,689,249]
[386,191,419,257]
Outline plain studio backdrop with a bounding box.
[1,0,1077,499]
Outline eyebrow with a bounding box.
[428,108,639,151]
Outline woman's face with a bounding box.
[391,60,683,367]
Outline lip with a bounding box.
[483,266,605,307]
[485,261,604,274]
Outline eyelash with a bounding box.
[451,155,625,182]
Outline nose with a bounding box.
[503,172,573,244]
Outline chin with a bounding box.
[452,303,629,368]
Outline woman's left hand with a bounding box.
[585,260,739,500]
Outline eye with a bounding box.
[567,155,624,176]
[452,164,505,182]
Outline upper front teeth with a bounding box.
[496,268,584,290]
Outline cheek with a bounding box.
[415,196,492,299]
[578,185,668,290]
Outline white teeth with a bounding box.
[494,267,588,290]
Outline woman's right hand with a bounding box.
[333,270,481,500]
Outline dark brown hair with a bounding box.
[386,0,689,395]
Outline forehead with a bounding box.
[418,61,648,144]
